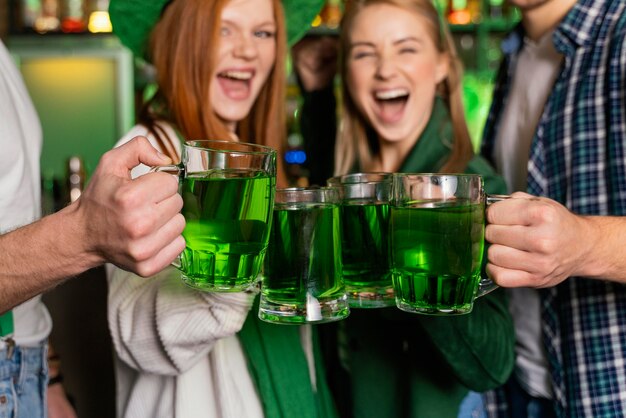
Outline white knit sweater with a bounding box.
[107,125,264,418]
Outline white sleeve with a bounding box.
[107,264,256,376]
[107,124,256,376]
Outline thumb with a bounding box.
[111,136,172,170]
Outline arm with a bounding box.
[106,128,254,376]
[107,265,255,375]
[417,289,516,391]
[0,137,185,313]
[485,192,626,287]
[291,35,338,93]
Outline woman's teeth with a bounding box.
[375,88,409,100]
[220,70,253,80]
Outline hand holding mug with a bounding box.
[80,136,185,277]
[485,192,594,288]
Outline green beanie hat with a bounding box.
[109,0,326,58]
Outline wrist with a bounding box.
[55,201,104,270]
[576,215,606,278]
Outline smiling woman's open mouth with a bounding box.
[374,88,410,123]
[217,70,255,99]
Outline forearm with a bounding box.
[0,203,100,312]
[577,215,626,282]
[108,265,255,375]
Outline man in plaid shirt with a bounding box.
[480,0,626,417]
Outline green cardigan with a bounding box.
[239,299,339,418]
[398,98,507,191]
[322,98,515,418]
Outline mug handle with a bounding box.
[476,194,510,298]
[149,164,185,269]
[149,164,184,176]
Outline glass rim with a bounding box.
[327,172,393,185]
[392,172,482,179]
[275,186,339,202]
[276,186,336,193]
[185,139,276,155]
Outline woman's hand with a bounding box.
[291,36,339,92]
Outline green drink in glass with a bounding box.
[390,201,484,314]
[260,188,349,324]
[180,170,273,291]
[152,140,276,292]
[390,174,502,315]
[328,173,394,308]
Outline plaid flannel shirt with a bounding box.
[481,0,626,416]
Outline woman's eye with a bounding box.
[352,51,374,60]
[255,30,275,39]
[399,47,417,54]
[220,27,230,36]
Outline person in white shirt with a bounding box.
[0,38,185,417]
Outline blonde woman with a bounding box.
[294,1,514,417]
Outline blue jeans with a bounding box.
[458,391,487,418]
[0,341,48,418]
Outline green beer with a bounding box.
[261,202,348,323]
[390,200,485,314]
[180,169,274,291]
[340,201,392,304]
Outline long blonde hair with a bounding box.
[139,0,288,186]
[335,0,473,175]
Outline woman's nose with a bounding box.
[375,55,396,80]
[233,35,258,59]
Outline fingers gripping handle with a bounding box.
[477,194,510,298]
[149,164,184,268]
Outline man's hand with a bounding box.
[485,192,595,288]
[75,136,185,277]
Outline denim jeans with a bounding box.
[458,391,487,418]
[0,341,48,418]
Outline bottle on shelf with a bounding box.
[467,0,481,24]
[447,0,471,25]
[66,155,86,203]
[60,0,87,33]
[87,0,112,33]
[488,0,505,19]
[24,0,61,34]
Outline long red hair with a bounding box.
[140,0,288,186]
